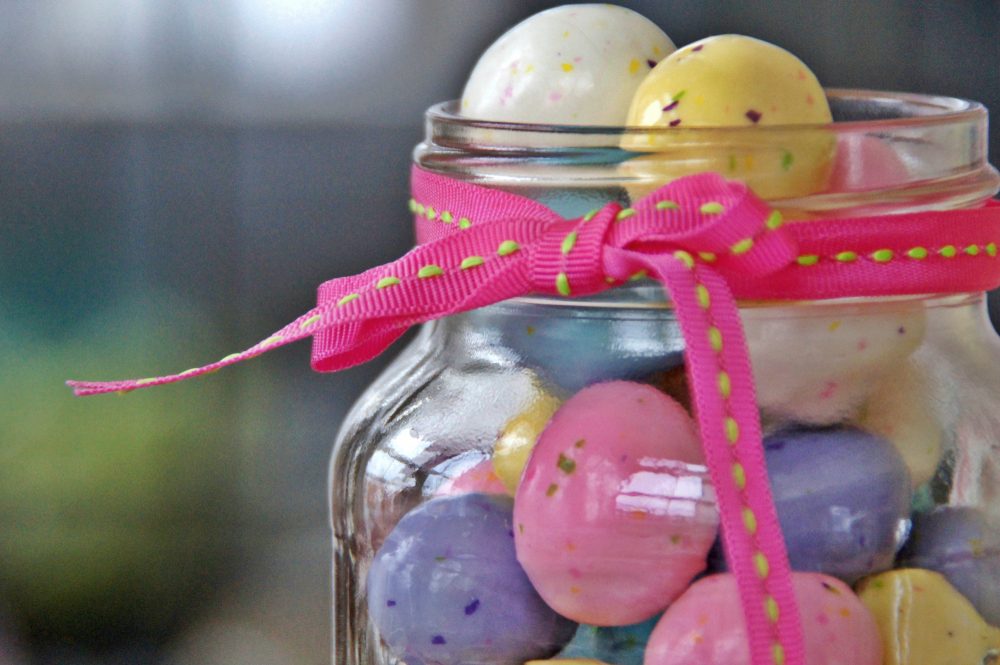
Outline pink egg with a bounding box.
[828,133,909,192]
[644,573,883,665]
[514,381,718,626]
[435,459,508,496]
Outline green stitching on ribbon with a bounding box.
[418,265,444,278]
[300,314,322,329]
[376,276,401,289]
[555,272,571,296]
[561,231,578,255]
[498,240,521,256]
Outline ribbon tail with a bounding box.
[638,251,806,665]
[68,220,548,396]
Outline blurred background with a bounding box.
[1,1,998,664]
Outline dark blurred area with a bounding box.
[1,2,998,664]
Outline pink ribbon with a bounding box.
[69,168,1000,665]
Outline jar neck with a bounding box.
[426,292,990,364]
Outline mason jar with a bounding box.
[330,90,1000,665]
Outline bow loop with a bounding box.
[608,173,799,278]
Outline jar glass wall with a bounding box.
[331,91,1000,665]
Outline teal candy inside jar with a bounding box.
[331,89,1000,665]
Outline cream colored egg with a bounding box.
[744,302,926,426]
[461,5,674,125]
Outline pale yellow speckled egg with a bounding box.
[621,35,835,202]
[856,569,1000,665]
[493,390,562,495]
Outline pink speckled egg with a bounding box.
[644,573,882,665]
[514,381,718,626]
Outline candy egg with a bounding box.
[857,364,943,488]
[761,426,911,583]
[501,314,685,392]
[899,506,1000,625]
[493,390,562,495]
[856,569,1000,665]
[367,494,576,665]
[744,303,926,426]
[435,459,508,496]
[559,615,660,665]
[621,34,834,201]
[644,573,882,665]
[514,381,718,625]
[828,133,910,193]
[461,5,674,125]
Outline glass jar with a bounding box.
[330,90,1000,665]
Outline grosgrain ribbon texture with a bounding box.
[68,168,1000,665]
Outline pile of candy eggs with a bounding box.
[363,5,999,665]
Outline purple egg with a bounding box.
[900,506,1000,625]
[710,427,911,583]
[752,426,911,583]
[367,493,576,665]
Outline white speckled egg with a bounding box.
[744,301,926,426]
[461,5,674,125]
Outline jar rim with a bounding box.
[426,88,986,136]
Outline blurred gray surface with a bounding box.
[1,2,998,664]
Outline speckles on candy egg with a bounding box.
[644,573,882,665]
[514,381,718,625]
[367,494,576,665]
[461,5,674,125]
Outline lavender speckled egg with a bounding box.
[367,493,576,665]
[762,426,912,583]
[559,615,660,665]
[644,573,882,665]
[461,5,674,125]
[514,381,718,625]
[899,506,1000,625]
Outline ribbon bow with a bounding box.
[69,167,1000,665]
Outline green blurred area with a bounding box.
[0,293,238,648]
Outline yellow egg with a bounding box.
[621,35,835,202]
[856,568,1000,665]
[493,391,561,494]
[857,364,943,488]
